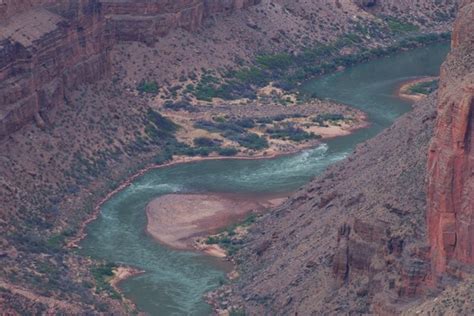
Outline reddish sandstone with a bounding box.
[427,0,474,279]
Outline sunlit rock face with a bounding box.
[427,0,474,281]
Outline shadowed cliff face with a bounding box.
[427,0,474,279]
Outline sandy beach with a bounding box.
[146,193,286,252]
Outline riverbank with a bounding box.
[66,107,367,250]
[397,76,439,102]
[67,142,324,250]
[110,267,144,293]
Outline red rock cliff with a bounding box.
[427,0,474,280]
[0,0,112,137]
[0,0,261,137]
[100,0,261,43]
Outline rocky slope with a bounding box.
[0,0,461,313]
[221,1,473,314]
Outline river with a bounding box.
[80,43,450,315]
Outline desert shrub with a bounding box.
[233,67,267,86]
[408,80,438,95]
[256,117,273,124]
[193,137,220,147]
[233,118,256,128]
[313,113,345,126]
[256,53,292,70]
[91,263,120,299]
[146,109,179,135]
[137,80,159,94]
[163,100,194,111]
[217,147,239,156]
[231,133,268,150]
[194,120,221,133]
[385,17,419,34]
[212,116,227,123]
[266,124,319,142]
[218,122,246,134]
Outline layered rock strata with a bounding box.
[427,0,474,280]
[101,0,261,43]
[0,0,261,137]
[0,0,111,137]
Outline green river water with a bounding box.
[80,43,450,315]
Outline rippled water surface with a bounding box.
[80,43,449,315]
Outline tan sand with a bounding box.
[146,193,286,250]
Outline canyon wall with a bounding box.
[0,0,261,137]
[427,0,474,280]
[0,0,111,137]
[100,0,261,43]
[100,0,205,43]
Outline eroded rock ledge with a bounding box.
[0,0,261,137]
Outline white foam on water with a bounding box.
[127,182,184,195]
[228,143,331,185]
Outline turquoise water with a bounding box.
[80,43,449,315]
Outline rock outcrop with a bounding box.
[0,0,112,137]
[0,0,261,137]
[101,0,261,43]
[427,0,474,280]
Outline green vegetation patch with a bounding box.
[313,113,345,126]
[144,109,180,144]
[46,229,75,249]
[233,132,268,150]
[385,17,419,34]
[266,124,320,142]
[137,80,159,94]
[190,31,448,101]
[206,213,258,256]
[91,263,121,299]
[193,119,269,150]
[408,79,438,95]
